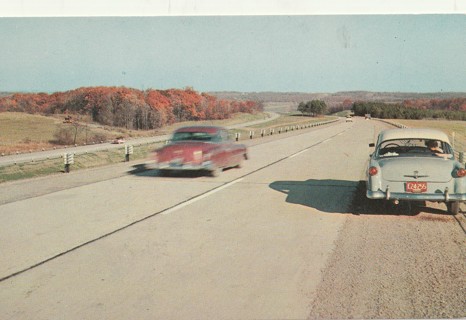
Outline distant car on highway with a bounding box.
[153,125,248,177]
[112,137,126,144]
[366,128,466,214]
[345,115,353,122]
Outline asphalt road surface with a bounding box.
[0,118,464,319]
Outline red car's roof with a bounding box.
[174,126,222,134]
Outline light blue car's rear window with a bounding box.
[376,139,453,158]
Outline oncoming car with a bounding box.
[366,128,466,214]
[153,126,248,177]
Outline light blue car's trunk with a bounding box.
[379,157,453,183]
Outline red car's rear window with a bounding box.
[175,126,220,134]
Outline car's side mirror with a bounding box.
[369,143,375,147]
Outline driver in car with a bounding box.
[426,140,443,153]
[426,140,452,159]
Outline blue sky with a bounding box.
[0,14,465,93]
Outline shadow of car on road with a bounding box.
[127,163,215,178]
[269,179,457,216]
[269,179,358,214]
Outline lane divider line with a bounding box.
[0,177,245,283]
[162,178,244,215]
[288,150,308,159]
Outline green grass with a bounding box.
[392,119,466,137]
[0,141,164,183]
[0,157,65,182]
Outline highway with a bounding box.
[0,117,464,319]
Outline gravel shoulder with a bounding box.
[308,199,466,319]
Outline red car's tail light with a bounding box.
[368,166,378,176]
[193,150,203,161]
[456,168,466,177]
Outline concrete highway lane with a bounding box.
[1,118,464,319]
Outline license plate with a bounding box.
[406,181,427,193]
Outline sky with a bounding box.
[0,1,465,94]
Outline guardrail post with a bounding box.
[125,145,134,162]
[63,152,74,173]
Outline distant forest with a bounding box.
[1,88,465,126]
[211,91,466,107]
[0,87,263,130]
[213,90,466,120]
[351,99,466,120]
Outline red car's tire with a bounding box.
[209,167,221,177]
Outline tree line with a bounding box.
[0,86,263,130]
[297,100,328,116]
[351,101,466,121]
[296,97,466,120]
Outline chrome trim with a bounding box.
[367,190,466,201]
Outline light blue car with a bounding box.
[367,128,466,215]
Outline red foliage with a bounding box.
[0,86,263,129]
[402,98,466,111]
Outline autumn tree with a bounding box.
[0,86,264,129]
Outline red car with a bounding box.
[153,126,248,176]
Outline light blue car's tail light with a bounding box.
[456,168,466,177]
[368,166,378,176]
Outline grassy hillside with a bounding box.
[0,112,268,155]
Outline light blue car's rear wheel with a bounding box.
[447,201,460,215]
